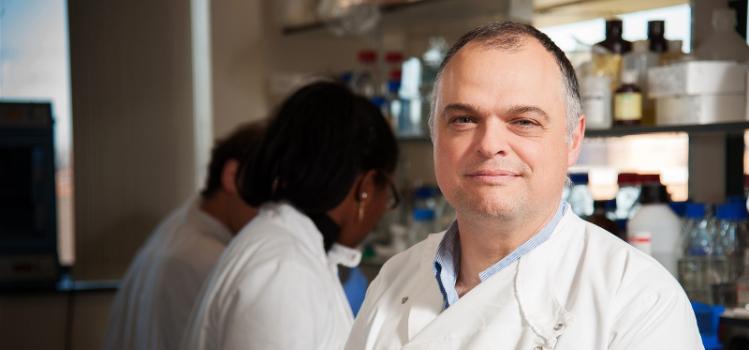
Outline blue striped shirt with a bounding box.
[433,201,567,308]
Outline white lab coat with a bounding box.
[183,202,354,350]
[346,210,703,350]
[104,198,232,350]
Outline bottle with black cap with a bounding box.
[647,20,668,54]
[627,182,681,278]
[596,19,633,54]
[592,19,633,93]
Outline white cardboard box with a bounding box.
[648,61,747,98]
[656,94,746,125]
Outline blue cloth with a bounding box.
[342,266,369,316]
[433,202,567,308]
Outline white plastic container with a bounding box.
[656,93,746,125]
[648,61,747,98]
[628,184,681,277]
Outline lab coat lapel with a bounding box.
[411,264,516,345]
[514,211,578,347]
[401,235,445,341]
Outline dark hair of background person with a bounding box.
[238,81,399,248]
[201,120,267,199]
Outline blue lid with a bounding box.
[412,208,436,221]
[340,71,353,83]
[605,199,617,211]
[569,173,588,184]
[726,195,746,204]
[685,203,705,219]
[370,96,386,107]
[669,201,688,218]
[387,80,401,94]
[716,202,748,220]
[414,186,440,199]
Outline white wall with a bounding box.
[68,0,197,280]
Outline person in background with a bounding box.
[346,21,701,349]
[183,81,399,350]
[104,121,265,350]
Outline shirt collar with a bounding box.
[433,201,568,308]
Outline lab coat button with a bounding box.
[534,346,543,350]
[401,297,409,304]
[553,322,564,331]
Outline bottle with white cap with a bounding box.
[614,70,643,126]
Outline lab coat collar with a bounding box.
[328,243,362,268]
[188,197,233,245]
[403,210,580,347]
[258,202,329,261]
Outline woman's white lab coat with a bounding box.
[346,210,703,350]
[184,202,354,350]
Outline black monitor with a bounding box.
[0,101,59,288]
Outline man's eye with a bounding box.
[450,116,474,124]
[512,118,538,127]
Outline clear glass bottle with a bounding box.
[615,172,641,220]
[715,203,748,281]
[353,50,378,98]
[568,173,594,217]
[736,249,749,308]
[680,203,716,303]
[398,57,423,136]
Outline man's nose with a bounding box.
[475,120,509,159]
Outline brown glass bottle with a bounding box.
[614,71,643,126]
[596,19,633,54]
[648,20,668,53]
[586,200,623,240]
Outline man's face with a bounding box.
[433,39,582,221]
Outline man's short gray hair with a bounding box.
[427,21,582,141]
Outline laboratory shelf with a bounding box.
[585,121,749,138]
[396,121,749,142]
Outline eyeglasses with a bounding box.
[382,173,401,210]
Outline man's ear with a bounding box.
[221,159,240,195]
[568,115,586,167]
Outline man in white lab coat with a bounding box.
[346,22,703,349]
[103,121,264,350]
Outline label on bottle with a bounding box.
[629,231,652,255]
[614,92,642,121]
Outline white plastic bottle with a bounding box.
[628,183,681,277]
[695,8,749,62]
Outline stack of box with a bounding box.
[648,61,747,125]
